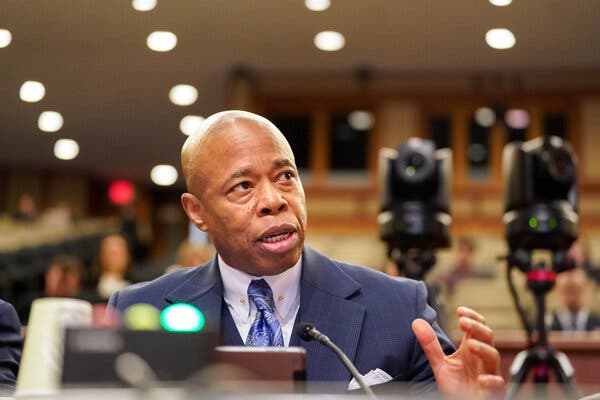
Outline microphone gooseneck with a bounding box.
[295,322,376,398]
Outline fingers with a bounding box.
[459,316,494,346]
[478,374,506,397]
[467,338,500,375]
[412,319,444,373]
[457,306,486,325]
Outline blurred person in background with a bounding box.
[95,234,132,300]
[550,267,600,332]
[44,256,83,298]
[164,239,215,274]
[11,194,38,223]
[569,236,600,285]
[17,255,91,324]
[0,299,22,390]
[440,236,492,292]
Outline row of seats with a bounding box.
[0,232,110,308]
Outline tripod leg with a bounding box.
[549,351,582,399]
[506,350,534,400]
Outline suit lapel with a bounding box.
[291,246,366,382]
[164,257,224,335]
[162,247,367,382]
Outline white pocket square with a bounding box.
[348,368,393,390]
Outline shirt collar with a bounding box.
[218,254,302,320]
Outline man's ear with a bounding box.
[181,192,208,231]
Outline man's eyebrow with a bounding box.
[224,159,294,186]
[229,167,251,180]
[273,159,294,169]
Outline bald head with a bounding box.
[181,110,293,195]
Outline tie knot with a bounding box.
[247,279,275,311]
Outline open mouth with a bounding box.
[260,231,293,243]
[257,225,297,253]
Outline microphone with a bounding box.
[295,322,376,398]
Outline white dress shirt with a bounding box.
[556,309,590,332]
[218,255,302,345]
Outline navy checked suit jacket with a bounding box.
[108,245,455,386]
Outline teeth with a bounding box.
[262,232,290,243]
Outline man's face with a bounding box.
[562,282,583,312]
[100,235,130,275]
[186,120,307,276]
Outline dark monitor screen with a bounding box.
[62,327,218,387]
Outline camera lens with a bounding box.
[395,138,436,183]
[405,153,425,176]
[548,148,574,183]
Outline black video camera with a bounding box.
[379,138,452,255]
[503,135,578,253]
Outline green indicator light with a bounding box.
[406,166,416,177]
[123,303,161,330]
[549,217,558,229]
[160,303,205,332]
[528,217,538,229]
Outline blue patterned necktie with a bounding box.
[245,279,284,347]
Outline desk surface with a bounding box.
[490,330,600,390]
[493,330,600,350]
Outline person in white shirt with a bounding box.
[551,267,600,332]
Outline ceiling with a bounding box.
[1,0,599,187]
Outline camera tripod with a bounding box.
[506,259,581,400]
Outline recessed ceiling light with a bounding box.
[146,31,177,52]
[348,110,374,131]
[485,28,516,49]
[488,0,512,6]
[169,84,198,106]
[305,0,330,12]
[150,164,178,186]
[38,111,64,132]
[474,107,496,128]
[505,109,530,129]
[132,0,157,11]
[54,139,79,160]
[180,115,205,136]
[314,31,345,52]
[0,29,12,48]
[19,81,46,102]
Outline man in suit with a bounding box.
[551,268,600,332]
[0,299,23,389]
[109,110,503,397]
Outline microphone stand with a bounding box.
[324,338,375,398]
[296,323,376,399]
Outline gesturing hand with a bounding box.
[412,306,505,399]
